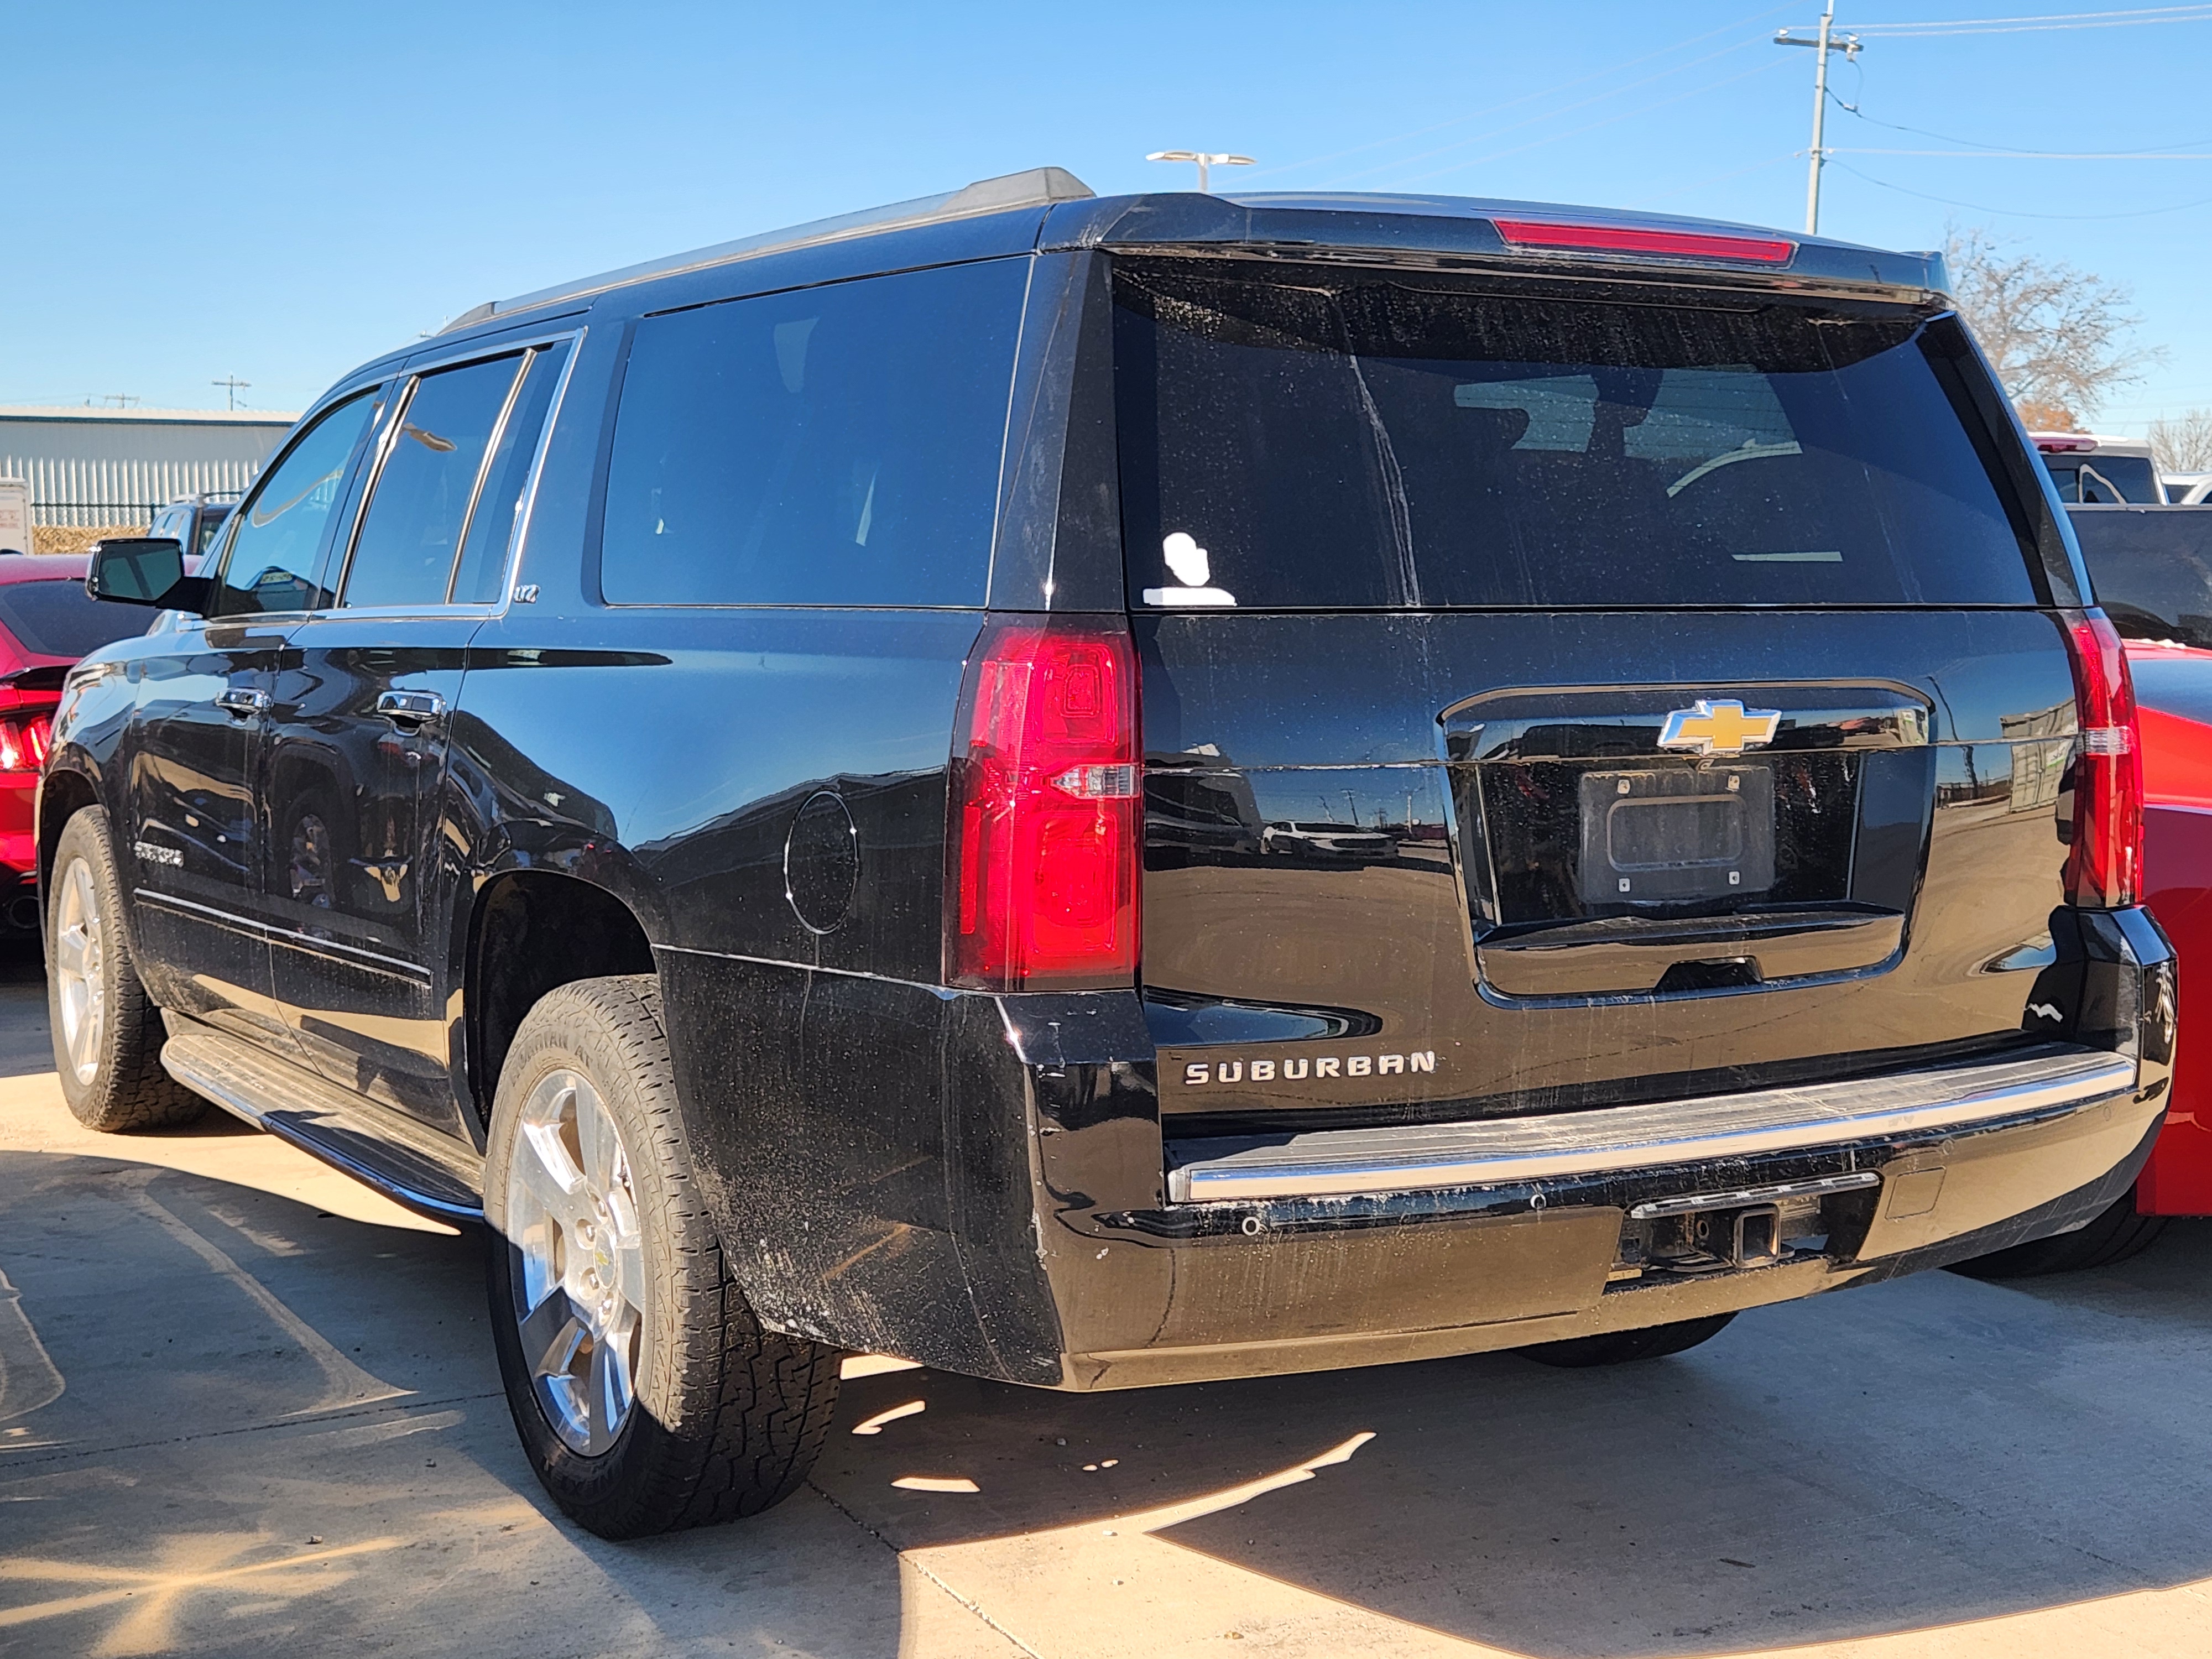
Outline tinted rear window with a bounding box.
[2042,453,2162,504]
[599,258,1028,607]
[0,579,152,658]
[2068,507,2212,650]
[1114,263,2042,610]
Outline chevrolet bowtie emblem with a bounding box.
[1657,698,1782,757]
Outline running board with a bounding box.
[161,1028,486,1224]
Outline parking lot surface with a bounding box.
[1,946,2209,1658]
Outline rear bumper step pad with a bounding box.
[1166,1045,2139,1202]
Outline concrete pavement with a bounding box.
[2,943,2210,1657]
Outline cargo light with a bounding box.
[2036,436,2096,454]
[2061,611,2144,908]
[1491,217,1796,265]
[0,713,53,774]
[945,616,1140,991]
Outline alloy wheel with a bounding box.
[52,856,104,1087]
[505,1068,647,1455]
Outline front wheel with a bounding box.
[1515,1312,1737,1369]
[46,807,205,1132]
[484,974,842,1538]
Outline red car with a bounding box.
[1964,505,2212,1275]
[0,555,164,935]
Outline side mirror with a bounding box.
[86,537,208,613]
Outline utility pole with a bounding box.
[1775,3,1861,234]
[212,375,250,411]
[1145,150,1255,193]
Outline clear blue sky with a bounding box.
[6,2,2206,435]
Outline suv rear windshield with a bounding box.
[1113,262,2043,610]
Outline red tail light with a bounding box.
[2062,612,2143,908]
[0,713,52,774]
[1491,217,1795,265]
[946,616,1140,991]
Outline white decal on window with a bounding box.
[1141,531,1238,608]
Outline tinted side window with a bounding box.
[452,342,572,605]
[215,390,381,616]
[342,354,526,609]
[599,258,1029,607]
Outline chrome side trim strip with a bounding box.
[1166,1047,2138,1203]
[135,888,434,983]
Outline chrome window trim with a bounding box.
[318,325,585,619]
[202,383,387,621]
[492,332,582,614]
[446,351,533,601]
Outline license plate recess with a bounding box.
[1577,764,1775,905]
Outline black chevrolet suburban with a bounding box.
[44,169,2176,1538]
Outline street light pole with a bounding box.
[1145,150,1256,193]
[1774,3,1861,234]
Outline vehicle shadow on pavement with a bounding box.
[811,1219,2212,1657]
[5,1124,2211,1658]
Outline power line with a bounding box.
[1390,57,1796,189]
[1636,152,1802,205]
[1848,4,2212,35]
[1827,155,2212,215]
[1325,36,1770,186]
[1834,92,2212,155]
[1246,0,1802,182]
[1840,145,2212,155]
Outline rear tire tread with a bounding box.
[1950,1188,2168,1280]
[488,974,840,1537]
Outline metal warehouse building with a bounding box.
[0,404,296,551]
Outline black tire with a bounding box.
[1948,1187,2168,1280]
[45,807,205,1132]
[484,974,842,1538]
[1516,1311,1738,1369]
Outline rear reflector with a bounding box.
[1491,217,1795,265]
[2061,612,2144,909]
[946,616,1140,991]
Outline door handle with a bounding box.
[376,689,447,728]
[214,687,270,719]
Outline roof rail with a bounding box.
[440,165,1094,335]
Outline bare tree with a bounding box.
[2149,408,2212,474]
[1942,225,2156,430]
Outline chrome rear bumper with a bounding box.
[1166,1045,2140,1203]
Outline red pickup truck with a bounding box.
[1965,505,2212,1274]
